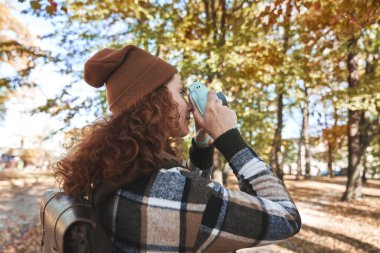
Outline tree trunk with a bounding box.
[297,95,309,180]
[322,98,338,178]
[302,87,311,179]
[296,119,303,180]
[342,37,363,201]
[270,91,284,181]
[359,111,372,184]
[327,142,334,177]
[362,154,367,184]
[270,1,292,181]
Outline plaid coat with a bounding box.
[101,128,301,252]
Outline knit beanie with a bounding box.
[84,45,177,116]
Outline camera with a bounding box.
[188,82,228,116]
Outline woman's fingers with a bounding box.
[207,90,219,106]
[192,89,237,139]
[203,90,237,139]
[193,104,205,128]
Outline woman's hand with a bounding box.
[194,121,213,147]
[193,90,237,140]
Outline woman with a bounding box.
[55,45,301,252]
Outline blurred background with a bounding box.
[0,0,379,252]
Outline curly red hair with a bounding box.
[55,85,180,196]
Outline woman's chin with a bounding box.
[178,129,189,138]
[180,126,191,138]
[168,128,189,138]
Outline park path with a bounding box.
[0,173,55,252]
[0,172,379,253]
[239,177,380,253]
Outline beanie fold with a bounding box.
[83,45,177,116]
[109,58,177,115]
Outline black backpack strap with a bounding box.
[91,178,126,207]
[161,153,188,171]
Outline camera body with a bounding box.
[188,82,227,116]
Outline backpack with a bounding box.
[40,155,187,253]
[40,189,114,253]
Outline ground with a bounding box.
[0,171,55,253]
[0,171,379,253]
[239,176,380,253]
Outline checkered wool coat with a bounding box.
[101,128,302,252]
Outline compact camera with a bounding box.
[188,82,228,116]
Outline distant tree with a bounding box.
[282,138,298,175]
[364,135,380,180]
[297,0,380,201]
[322,125,347,176]
[0,1,48,120]
[25,0,280,158]
[23,0,380,192]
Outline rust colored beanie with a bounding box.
[84,45,177,116]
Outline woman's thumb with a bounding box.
[193,108,205,127]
